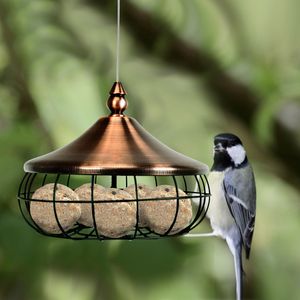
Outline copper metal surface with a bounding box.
[107,82,128,115]
[24,82,209,175]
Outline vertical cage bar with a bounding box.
[42,174,48,186]
[91,175,101,240]
[163,176,180,235]
[18,172,28,197]
[23,173,48,234]
[66,174,71,187]
[202,175,211,215]
[189,175,208,230]
[52,174,72,238]
[23,173,32,212]
[111,175,117,188]
[188,175,204,230]
[133,176,139,238]
[26,173,37,210]
[18,173,43,232]
[182,176,188,193]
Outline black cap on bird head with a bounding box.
[212,133,247,171]
[214,133,243,148]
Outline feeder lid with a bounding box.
[24,82,209,176]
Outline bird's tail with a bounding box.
[226,237,243,300]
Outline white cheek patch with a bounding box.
[227,144,246,166]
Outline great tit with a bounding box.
[187,133,256,300]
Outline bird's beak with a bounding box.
[214,143,224,153]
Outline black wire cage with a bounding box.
[17,82,210,241]
[18,173,210,240]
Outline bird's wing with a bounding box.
[223,165,256,259]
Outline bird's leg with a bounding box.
[183,232,216,238]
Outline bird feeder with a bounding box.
[17,82,210,240]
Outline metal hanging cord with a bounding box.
[116,0,121,82]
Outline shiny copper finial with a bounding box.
[107,82,128,115]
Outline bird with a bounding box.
[187,133,256,300]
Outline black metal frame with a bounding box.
[17,173,210,240]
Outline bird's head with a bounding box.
[212,133,247,170]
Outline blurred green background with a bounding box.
[1,0,300,299]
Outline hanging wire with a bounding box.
[116,0,121,82]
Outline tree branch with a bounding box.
[88,0,259,125]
